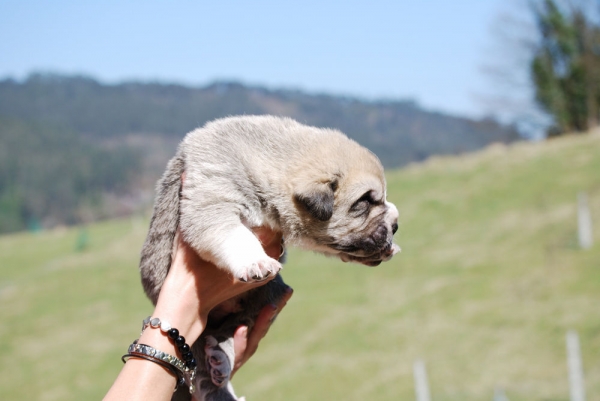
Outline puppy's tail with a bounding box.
[140,151,185,304]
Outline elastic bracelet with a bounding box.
[126,316,197,394]
[141,316,197,371]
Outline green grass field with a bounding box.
[2,132,599,401]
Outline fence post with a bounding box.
[566,330,586,401]
[413,359,431,401]
[493,387,509,401]
[578,192,593,249]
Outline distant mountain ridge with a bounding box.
[0,73,520,168]
[0,72,521,233]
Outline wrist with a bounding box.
[137,317,199,374]
[153,269,207,344]
[124,317,199,395]
[138,325,179,357]
[146,297,206,351]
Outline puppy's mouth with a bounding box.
[328,242,400,267]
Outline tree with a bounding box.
[530,0,600,135]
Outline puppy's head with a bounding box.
[291,139,400,266]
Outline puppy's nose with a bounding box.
[392,222,398,235]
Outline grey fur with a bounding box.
[140,115,399,401]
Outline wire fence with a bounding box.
[412,192,593,401]
[413,330,587,401]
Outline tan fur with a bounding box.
[139,115,399,401]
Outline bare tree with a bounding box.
[530,0,600,135]
[480,0,600,138]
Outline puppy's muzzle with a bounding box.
[338,243,400,266]
[333,220,400,266]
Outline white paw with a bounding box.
[236,256,282,283]
[204,336,232,387]
[217,226,282,283]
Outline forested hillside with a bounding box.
[0,73,521,233]
[0,117,141,232]
[0,73,520,167]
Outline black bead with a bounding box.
[175,336,186,346]
[168,328,179,340]
[183,351,194,361]
[179,343,190,353]
[186,358,197,369]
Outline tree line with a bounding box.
[0,117,141,233]
[0,75,520,234]
[531,0,600,136]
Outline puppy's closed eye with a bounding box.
[350,191,376,213]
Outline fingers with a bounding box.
[231,285,293,377]
[250,286,293,343]
[232,326,249,364]
[246,303,278,355]
[231,327,247,378]
[253,227,283,260]
[230,304,276,377]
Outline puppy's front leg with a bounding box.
[214,224,282,282]
[179,206,281,283]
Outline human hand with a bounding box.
[106,177,290,401]
[231,284,293,378]
[154,225,284,345]
[154,172,287,343]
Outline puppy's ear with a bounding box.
[293,180,336,221]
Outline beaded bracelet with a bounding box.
[121,316,198,394]
[141,316,197,371]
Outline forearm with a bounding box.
[104,227,283,400]
[104,305,205,401]
[104,350,178,401]
[104,258,206,400]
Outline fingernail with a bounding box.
[242,326,248,338]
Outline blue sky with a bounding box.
[1,0,520,119]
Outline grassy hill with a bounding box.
[1,131,599,401]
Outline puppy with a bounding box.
[140,115,400,401]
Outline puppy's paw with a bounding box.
[204,336,232,387]
[218,225,282,283]
[236,257,282,283]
